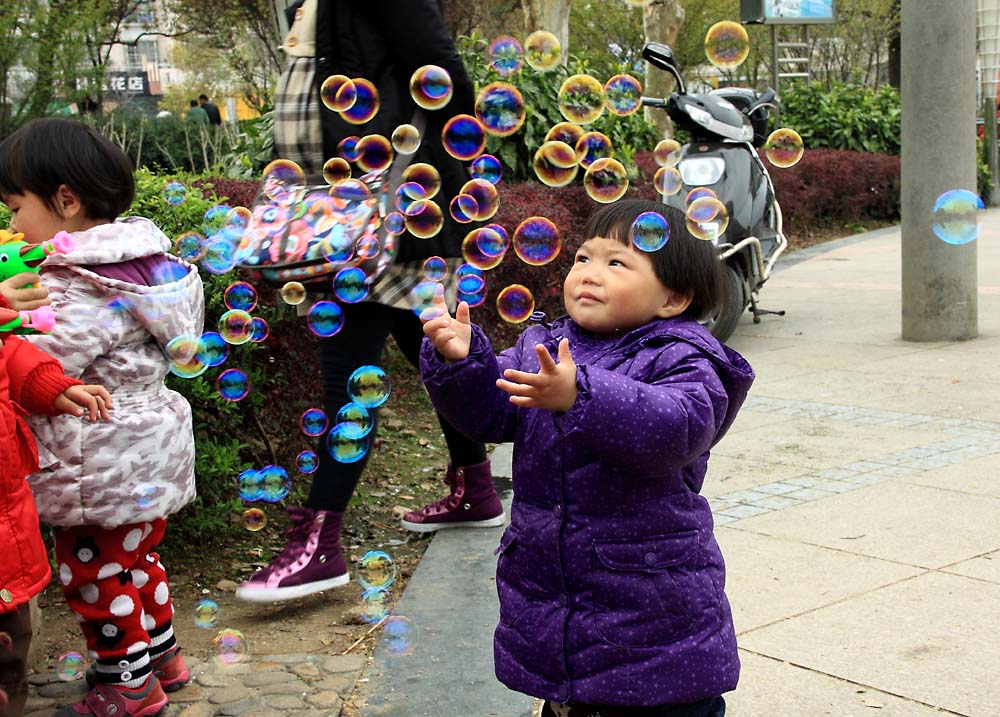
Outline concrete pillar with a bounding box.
[901,0,979,341]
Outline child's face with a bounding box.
[564,236,689,335]
[2,192,64,246]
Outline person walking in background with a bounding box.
[420,201,752,717]
[198,94,222,125]
[184,99,209,127]
[235,0,505,603]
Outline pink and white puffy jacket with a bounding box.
[25,217,205,528]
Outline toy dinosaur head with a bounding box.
[0,229,24,245]
[0,239,42,277]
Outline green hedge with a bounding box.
[780,81,901,155]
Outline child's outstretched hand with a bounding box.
[0,272,50,312]
[421,285,471,361]
[55,385,113,422]
[497,339,578,412]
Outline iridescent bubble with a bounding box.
[166,334,208,379]
[932,189,984,245]
[164,181,186,206]
[407,280,440,318]
[410,65,453,110]
[249,317,269,343]
[262,159,306,204]
[654,167,683,196]
[524,30,561,71]
[259,465,291,503]
[356,134,394,173]
[225,206,253,233]
[320,229,354,265]
[462,228,505,270]
[604,74,642,116]
[764,128,804,168]
[583,158,629,203]
[199,235,238,275]
[329,178,371,202]
[340,78,379,124]
[333,266,370,304]
[194,600,220,629]
[323,157,352,185]
[402,163,442,199]
[327,422,368,463]
[336,403,374,438]
[384,212,406,236]
[423,256,448,281]
[630,211,670,252]
[241,508,266,531]
[395,182,428,215]
[442,115,487,161]
[357,236,381,261]
[173,231,204,263]
[382,615,418,657]
[461,179,500,221]
[203,204,232,237]
[224,281,257,312]
[133,483,159,510]
[449,194,479,223]
[320,74,357,112]
[404,199,444,239]
[217,368,250,402]
[478,223,509,257]
[357,550,397,590]
[457,286,487,308]
[705,20,750,70]
[296,450,319,474]
[654,138,683,168]
[496,284,534,323]
[575,131,614,168]
[307,300,345,337]
[545,122,585,147]
[360,587,395,624]
[489,35,524,76]
[457,272,486,295]
[219,309,254,345]
[686,187,718,205]
[470,154,502,185]
[391,124,421,155]
[557,74,606,125]
[513,217,561,266]
[533,145,579,188]
[279,281,307,306]
[686,196,730,241]
[212,629,249,666]
[237,468,262,502]
[56,652,85,681]
[300,408,329,437]
[475,82,526,137]
[347,365,391,408]
[338,136,361,162]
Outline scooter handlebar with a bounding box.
[640,96,668,108]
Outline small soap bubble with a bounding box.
[524,30,561,71]
[497,284,535,324]
[654,167,683,196]
[545,122,585,148]
[241,508,267,532]
[163,181,186,206]
[323,157,352,185]
[356,134,394,173]
[259,465,291,503]
[300,408,329,437]
[558,74,606,125]
[423,256,448,282]
[654,139,683,168]
[685,186,718,205]
[630,212,670,252]
[480,223,510,257]
[705,20,750,70]
[347,365,391,408]
[575,131,614,168]
[462,228,505,270]
[395,181,427,215]
[339,78,379,124]
[320,74,357,112]
[470,154,502,185]
[404,199,444,239]
[279,281,307,306]
[194,600,220,629]
[336,403,374,438]
[327,422,369,463]
[248,317,269,343]
[513,217,561,266]
[333,266,370,304]
[402,163,442,199]
[337,136,361,162]
[442,114,487,161]
[475,82,526,137]
[173,231,204,263]
[296,450,319,474]
[584,158,629,203]
[212,628,249,666]
[357,550,397,590]
[219,309,254,345]
[165,334,207,379]
[225,206,253,233]
[384,212,406,236]
[306,300,345,338]
[932,189,984,245]
[489,35,524,76]
[461,179,500,221]
[533,145,579,188]
[360,587,395,624]
[686,197,730,241]
[329,178,372,202]
[262,159,306,204]
[224,281,257,312]
[457,273,486,295]
[450,194,479,223]
[56,652,86,681]
[217,368,250,402]
[391,124,421,154]
[410,65,453,110]
[382,615,418,657]
[604,74,642,116]
[199,236,238,275]
[133,483,159,510]
[237,468,262,502]
[764,128,804,168]
[204,205,233,236]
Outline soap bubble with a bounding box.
[279,281,307,306]
[237,468,262,502]
[259,465,291,503]
[340,78,379,124]
[360,587,395,624]
[224,281,257,312]
[654,139,683,168]
[327,422,368,463]
[212,628,249,666]
[685,187,718,205]
[382,615,418,657]
[166,334,208,379]
[336,403,374,438]
[575,131,614,168]
[56,652,85,681]
[764,128,804,168]
[461,179,500,221]
[654,167,683,196]
[306,300,344,337]
[357,550,397,590]
[404,199,444,239]
[583,158,629,203]
[300,408,329,437]
[630,212,670,252]
[475,82,526,137]
[347,365,391,408]
[497,284,534,323]
[686,197,730,241]
[524,30,561,71]
[194,600,220,629]
[337,136,361,162]
[262,159,306,204]
[391,124,421,154]
[323,157,352,185]
[442,114,487,161]
[133,483,159,510]
[241,508,266,531]
[423,256,448,282]
[450,194,479,223]
[296,450,319,474]
[538,140,578,169]
[479,223,509,257]
[489,35,523,76]
[461,228,504,271]
[217,368,250,402]
[533,144,579,188]
[329,178,371,202]
[219,309,254,345]
[248,317,269,343]
[395,181,428,215]
[705,20,750,70]
[470,154,503,185]
[557,74,605,125]
[407,280,441,319]
[410,65,453,110]
[356,134,394,173]
[545,122,585,148]
[225,206,253,233]
[333,266,370,304]
[384,212,406,236]
[402,163,442,199]
[164,181,186,206]
[513,217,561,266]
[932,189,984,245]
[604,74,642,116]
[320,74,357,112]
[173,231,204,263]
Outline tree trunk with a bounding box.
[888,0,901,88]
[642,0,684,138]
[520,0,571,63]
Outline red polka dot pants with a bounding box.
[54,519,177,687]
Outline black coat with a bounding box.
[287,0,477,262]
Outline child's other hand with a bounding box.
[55,385,113,421]
[0,272,50,311]
[497,339,578,412]
[421,285,471,361]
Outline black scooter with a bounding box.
[641,42,787,342]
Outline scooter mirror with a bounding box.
[642,43,677,73]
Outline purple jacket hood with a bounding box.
[421,314,754,706]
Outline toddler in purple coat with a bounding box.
[420,200,755,717]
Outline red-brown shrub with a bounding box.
[197,177,261,208]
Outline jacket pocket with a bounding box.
[592,531,700,647]
[495,525,548,628]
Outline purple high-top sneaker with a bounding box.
[235,507,350,602]
[401,460,506,533]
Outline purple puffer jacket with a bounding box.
[421,314,754,706]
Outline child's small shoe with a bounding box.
[55,674,167,717]
[150,647,190,692]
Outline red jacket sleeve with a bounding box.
[2,336,82,416]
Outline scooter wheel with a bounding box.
[703,264,747,343]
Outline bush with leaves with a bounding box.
[779,81,901,156]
